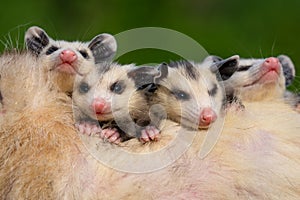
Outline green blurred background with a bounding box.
[0,0,299,90]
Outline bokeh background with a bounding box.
[0,0,299,90]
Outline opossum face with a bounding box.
[154,59,236,130]
[73,63,131,121]
[25,26,117,93]
[223,56,288,101]
[73,63,159,123]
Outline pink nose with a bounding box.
[60,50,77,63]
[263,57,280,72]
[199,107,217,127]
[92,98,110,114]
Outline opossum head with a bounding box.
[153,56,238,130]
[72,63,161,124]
[25,26,117,93]
[222,56,289,101]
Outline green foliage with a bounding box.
[0,0,299,90]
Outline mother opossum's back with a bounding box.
[0,90,99,199]
[1,83,300,199]
[109,101,300,199]
[0,52,43,114]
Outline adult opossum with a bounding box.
[1,67,299,199]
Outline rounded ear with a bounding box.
[154,63,168,83]
[88,33,117,63]
[203,55,223,64]
[127,63,168,89]
[25,26,50,55]
[211,55,240,81]
[278,55,295,87]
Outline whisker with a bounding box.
[259,46,264,58]
[271,37,277,56]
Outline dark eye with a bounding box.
[45,46,59,55]
[236,65,252,72]
[110,81,125,94]
[79,50,89,59]
[79,82,90,93]
[173,90,190,100]
[208,84,218,96]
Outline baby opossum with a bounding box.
[73,63,165,144]
[25,26,117,94]
[220,55,289,102]
[214,54,300,112]
[0,26,116,119]
[149,55,239,131]
[205,54,295,85]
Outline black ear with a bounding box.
[277,55,295,87]
[88,34,117,63]
[127,66,159,89]
[127,63,168,89]
[154,63,168,83]
[212,55,239,81]
[25,26,50,55]
[203,55,223,64]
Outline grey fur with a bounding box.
[25,26,50,55]
[277,55,295,87]
[25,26,117,63]
[73,63,163,141]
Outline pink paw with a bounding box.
[140,125,160,143]
[100,128,121,144]
[75,122,102,136]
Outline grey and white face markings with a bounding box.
[73,63,160,122]
[73,63,129,121]
[25,26,117,75]
[153,59,236,130]
[201,55,242,107]
[220,55,290,102]
[73,62,165,140]
[224,55,295,88]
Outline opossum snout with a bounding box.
[199,107,217,127]
[263,57,280,73]
[60,49,77,64]
[91,98,111,115]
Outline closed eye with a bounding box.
[79,50,89,59]
[236,65,252,72]
[208,84,218,96]
[45,46,59,55]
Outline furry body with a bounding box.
[1,54,299,199]
[1,80,299,199]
